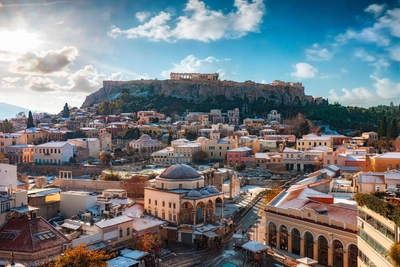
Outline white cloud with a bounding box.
[368,58,390,71]
[290,63,318,79]
[305,44,332,61]
[354,49,376,62]
[67,65,107,93]
[10,46,79,75]
[27,76,67,92]
[108,0,265,42]
[340,68,348,73]
[161,54,229,78]
[327,76,400,106]
[109,72,123,81]
[388,46,400,61]
[135,12,151,22]
[370,75,400,99]
[335,7,400,47]
[1,76,22,88]
[365,4,387,17]
[319,74,339,79]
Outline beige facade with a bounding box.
[297,134,333,151]
[196,137,235,160]
[0,133,26,153]
[34,141,76,165]
[95,215,134,249]
[265,188,358,267]
[144,164,224,244]
[67,138,100,158]
[357,205,397,267]
[5,144,34,164]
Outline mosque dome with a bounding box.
[158,164,202,180]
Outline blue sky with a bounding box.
[0,0,399,114]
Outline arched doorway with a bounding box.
[279,225,288,250]
[291,228,301,255]
[304,232,314,258]
[196,202,205,222]
[348,244,358,267]
[333,240,344,267]
[318,235,328,266]
[268,222,277,247]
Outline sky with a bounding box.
[0,0,399,114]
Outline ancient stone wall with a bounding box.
[53,178,124,192]
[17,164,103,177]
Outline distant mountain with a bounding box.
[0,102,32,121]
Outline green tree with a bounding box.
[27,111,35,128]
[389,118,399,140]
[193,150,208,163]
[378,115,388,139]
[73,129,87,138]
[167,132,173,145]
[299,120,310,137]
[0,119,14,133]
[102,171,121,181]
[54,243,111,267]
[62,103,70,118]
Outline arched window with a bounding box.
[197,182,199,188]
[291,228,301,255]
[348,244,358,267]
[179,183,182,189]
[279,225,288,251]
[318,236,328,266]
[161,183,164,189]
[304,232,314,259]
[268,222,277,247]
[333,240,344,267]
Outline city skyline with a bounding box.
[0,0,399,114]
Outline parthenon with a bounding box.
[170,72,219,81]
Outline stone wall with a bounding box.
[244,178,286,187]
[17,164,103,177]
[53,178,124,192]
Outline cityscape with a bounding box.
[0,0,399,267]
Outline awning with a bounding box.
[203,231,218,238]
[61,222,82,230]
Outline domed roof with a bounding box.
[199,189,211,195]
[187,190,202,197]
[139,134,151,140]
[159,164,201,180]
[206,186,220,194]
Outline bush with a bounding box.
[102,171,121,181]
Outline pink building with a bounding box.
[226,147,254,166]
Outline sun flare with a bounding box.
[0,30,41,53]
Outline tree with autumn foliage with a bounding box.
[131,233,161,253]
[123,175,148,198]
[54,243,111,267]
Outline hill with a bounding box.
[0,102,32,121]
[81,79,316,109]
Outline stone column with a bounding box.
[288,234,292,253]
[300,236,305,257]
[328,244,333,267]
[313,239,319,261]
[343,249,348,267]
[276,230,281,249]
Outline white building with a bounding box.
[34,141,76,165]
[67,138,100,158]
[60,191,97,218]
[0,163,17,190]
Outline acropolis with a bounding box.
[170,72,219,81]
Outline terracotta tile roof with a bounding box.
[303,202,357,225]
[0,217,70,252]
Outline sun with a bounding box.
[0,30,41,54]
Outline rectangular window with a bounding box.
[148,199,151,204]
[169,213,172,220]
[162,201,165,207]
[162,212,165,219]
[127,227,130,236]
[169,202,171,208]
[173,203,176,209]
[155,200,157,205]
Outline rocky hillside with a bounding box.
[81,79,313,108]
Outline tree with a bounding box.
[27,111,35,128]
[167,132,173,145]
[73,129,87,138]
[378,115,388,139]
[0,119,14,133]
[62,103,70,118]
[102,171,121,181]
[193,150,208,163]
[389,118,399,140]
[389,243,400,267]
[299,119,311,137]
[392,138,400,152]
[54,243,111,267]
[99,152,112,164]
[15,111,25,121]
[140,147,148,154]
[131,233,161,253]
[123,175,148,198]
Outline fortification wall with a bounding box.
[53,178,124,191]
[17,164,103,177]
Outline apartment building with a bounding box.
[34,141,76,165]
